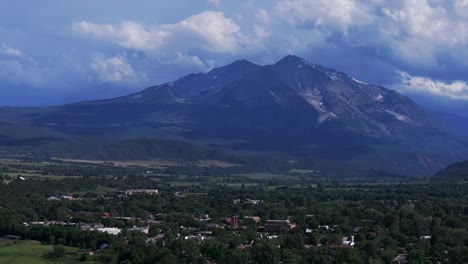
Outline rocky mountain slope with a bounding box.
[1,55,466,175]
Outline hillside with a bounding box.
[0,55,467,175]
[432,161,468,182]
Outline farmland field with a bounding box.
[0,242,88,264]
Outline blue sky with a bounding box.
[1,0,468,112]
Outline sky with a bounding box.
[1,0,468,113]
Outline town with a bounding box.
[1,159,463,264]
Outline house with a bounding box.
[318,225,338,232]
[341,236,356,248]
[184,235,207,242]
[59,194,81,201]
[330,237,356,252]
[96,227,121,235]
[128,226,150,234]
[194,231,213,236]
[175,192,207,197]
[225,216,239,226]
[330,244,354,250]
[366,231,378,239]
[393,254,409,264]
[124,189,159,195]
[244,216,261,223]
[420,235,431,240]
[197,214,211,222]
[25,221,46,226]
[96,243,109,253]
[206,223,225,231]
[146,219,163,226]
[47,196,60,201]
[236,240,254,251]
[79,223,104,231]
[146,234,165,244]
[246,199,262,205]
[264,219,297,233]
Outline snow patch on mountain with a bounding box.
[269,90,282,103]
[300,91,325,112]
[374,94,384,102]
[327,71,344,82]
[352,78,367,85]
[318,112,338,124]
[385,110,412,123]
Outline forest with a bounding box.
[0,158,467,263]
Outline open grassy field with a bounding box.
[0,242,87,264]
[234,172,299,180]
[288,169,317,174]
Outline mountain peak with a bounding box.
[208,59,259,76]
[275,54,319,69]
[278,54,305,62]
[232,58,256,65]
[3,55,466,175]
[220,59,257,70]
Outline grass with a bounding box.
[168,181,202,187]
[0,242,89,264]
[234,173,298,180]
[216,183,258,188]
[289,169,317,174]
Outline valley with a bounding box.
[3,1,468,263]
[0,157,467,263]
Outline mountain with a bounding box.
[0,55,467,175]
[435,112,468,136]
[432,160,468,182]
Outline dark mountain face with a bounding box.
[432,160,468,182]
[1,55,467,175]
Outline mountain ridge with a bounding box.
[0,55,467,176]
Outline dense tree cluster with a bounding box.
[0,160,467,263]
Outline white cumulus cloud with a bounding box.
[274,0,468,67]
[255,9,271,24]
[73,11,249,54]
[171,52,214,71]
[91,55,137,83]
[1,43,23,57]
[398,71,468,100]
[173,11,247,53]
[276,0,373,33]
[72,21,170,51]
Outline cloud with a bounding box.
[1,43,23,57]
[397,71,468,100]
[174,11,247,53]
[171,52,214,71]
[73,11,249,54]
[254,25,270,38]
[377,1,468,66]
[276,0,373,33]
[255,9,271,24]
[272,0,468,78]
[3,0,468,106]
[208,0,221,6]
[72,21,170,51]
[91,55,137,83]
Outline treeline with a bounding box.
[0,173,468,262]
